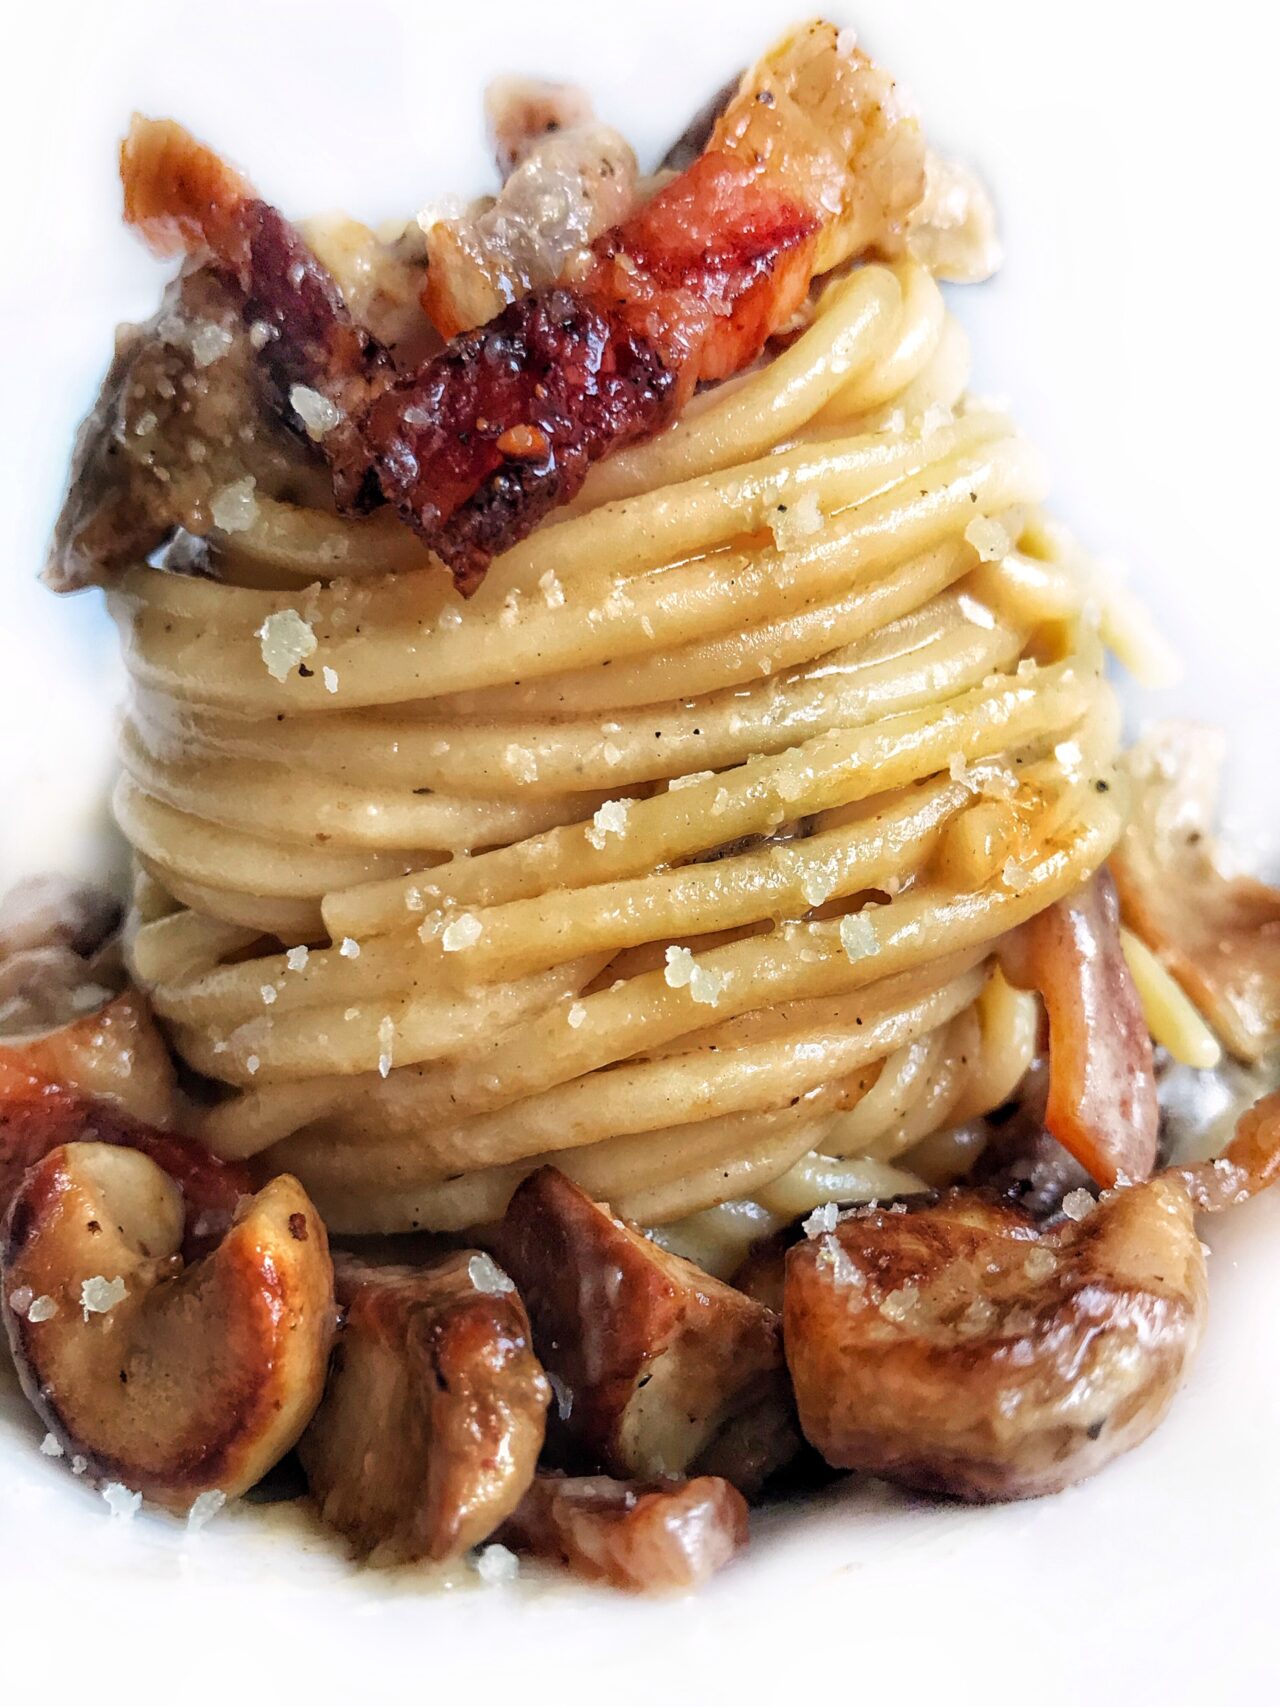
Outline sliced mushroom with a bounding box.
[501,1471,748,1592]
[0,1057,249,1255]
[1004,870,1158,1188]
[298,1251,549,1562]
[495,1167,787,1484]
[784,1098,1280,1501]
[786,1186,1205,1502]
[1,1143,335,1511]
[1112,722,1280,1062]
[2,988,176,1128]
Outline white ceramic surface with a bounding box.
[1,2,1277,1700]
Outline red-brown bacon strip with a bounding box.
[107,23,924,593]
[1003,870,1159,1189]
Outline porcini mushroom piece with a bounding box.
[2,988,176,1128]
[495,1167,786,1484]
[298,1251,549,1561]
[0,1058,250,1255]
[501,1471,748,1593]
[1,1142,335,1511]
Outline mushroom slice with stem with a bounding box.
[784,1093,1280,1502]
[501,1471,749,1593]
[298,1250,550,1562]
[0,1057,251,1256]
[1,1143,335,1512]
[495,1167,789,1485]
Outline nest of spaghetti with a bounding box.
[11,18,1280,1591]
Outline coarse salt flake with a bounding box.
[102,1483,143,1520]
[468,1253,515,1295]
[663,945,696,989]
[286,945,310,972]
[210,476,258,534]
[769,491,824,551]
[442,913,483,953]
[39,1433,64,1458]
[586,798,630,849]
[567,1002,587,1029]
[816,1234,864,1289]
[70,1456,88,1476]
[338,937,361,959]
[1024,1245,1058,1280]
[186,1489,227,1531]
[245,1054,261,1075]
[8,1285,33,1315]
[965,516,1012,562]
[668,770,714,792]
[688,963,726,1006]
[80,1275,127,1321]
[377,1015,394,1079]
[190,321,234,367]
[538,569,566,609]
[505,743,539,784]
[289,383,341,440]
[880,1283,921,1323]
[839,911,881,963]
[257,609,317,681]
[260,984,277,1005]
[803,1202,840,1237]
[801,865,836,907]
[322,666,339,694]
[1062,1188,1095,1222]
[474,1542,520,1585]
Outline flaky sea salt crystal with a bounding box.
[585,799,630,849]
[322,666,339,694]
[688,963,726,1006]
[468,1253,515,1295]
[80,1275,127,1321]
[257,609,317,681]
[210,476,258,534]
[289,383,341,440]
[260,984,277,1006]
[769,491,824,551]
[338,937,361,959]
[538,569,566,609]
[800,865,836,907]
[1001,857,1029,889]
[839,911,881,963]
[1062,1188,1095,1222]
[965,516,1013,562]
[1024,1245,1058,1280]
[245,1055,261,1075]
[39,1433,63,1458]
[803,1202,840,1237]
[474,1543,520,1585]
[880,1284,921,1324]
[190,321,234,367]
[8,1285,33,1315]
[958,1296,997,1338]
[102,1483,142,1520]
[186,1490,227,1531]
[442,913,483,953]
[663,945,696,989]
[668,770,714,792]
[918,401,954,435]
[249,319,276,350]
[816,1234,864,1290]
[286,945,309,972]
[505,743,539,784]
[567,1002,587,1029]
[70,1456,88,1476]
[1054,739,1084,773]
[377,1015,395,1079]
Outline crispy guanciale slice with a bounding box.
[106,23,925,593]
[495,1167,786,1483]
[785,1099,1280,1503]
[0,1053,250,1257]
[297,1250,549,1562]
[1003,870,1158,1188]
[1112,722,1280,1062]
[1,1143,335,1511]
[501,1471,748,1592]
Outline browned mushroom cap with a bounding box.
[298,1250,549,1562]
[501,1471,749,1593]
[2,988,176,1129]
[1,1142,335,1512]
[494,1167,788,1485]
[784,1176,1207,1502]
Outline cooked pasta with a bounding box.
[111,255,1122,1258]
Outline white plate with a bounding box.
[1,2,1277,1698]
